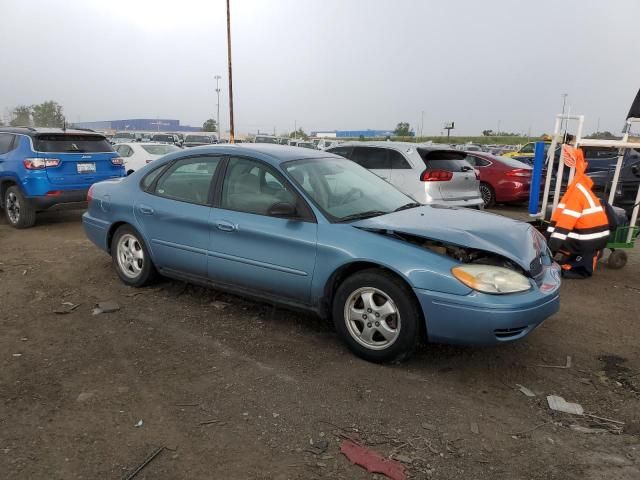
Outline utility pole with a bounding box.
[497,119,501,136]
[214,75,221,141]
[420,110,424,138]
[294,120,297,139]
[226,0,235,143]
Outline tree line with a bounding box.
[2,101,65,128]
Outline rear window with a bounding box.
[34,134,113,153]
[496,156,531,169]
[142,145,180,155]
[152,135,174,142]
[418,149,471,172]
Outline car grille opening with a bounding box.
[529,256,543,277]
[494,326,528,339]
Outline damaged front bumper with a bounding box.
[414,264,561,346]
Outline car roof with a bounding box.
[165,143,331,166]
[114,142,175,147]
[330,141,459,153]
[0,127,104,137]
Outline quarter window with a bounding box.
[0,134,15,154]
[327,146,353,159]
[153,157,220,205]
[221,157,296,216]
[388,149,411,169]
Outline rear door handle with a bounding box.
[216,220,237,232]
[138,204,154,215]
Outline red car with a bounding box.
[464,152,532,207]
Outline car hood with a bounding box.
[352,206,543,271]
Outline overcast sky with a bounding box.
[1,0,639,136]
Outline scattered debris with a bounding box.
[421,422,437,431]
[547,395,584,415]
[393,454,413,464]
[516,384,536,397]
[120,446,164,480]
[93,301,121,315]
[210,301,230,310]
[470,422,479,435]
[272,412,280,418]
[537,355,572,369]
[134,419,143,428]
[306,438,329,455]
[175,403,199,407]
[12,353,22,357]
[54,302,80,314]
[76,392,95,402]
[569,425,608,434]
[198,419,225,426]
[340,440,407,480]
[584,413,624,425]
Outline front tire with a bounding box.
[111,225,157,287]
[333,269,421,363]
[4,186,36,229]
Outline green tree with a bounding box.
[10,105,32,126]
[393,122,412,136]
[585,131,621,140]
[482,129,495,136]
[31,101,64,127]
[289,127,308,139]
[202,118,218,132]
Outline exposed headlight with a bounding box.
[451,265,531,294]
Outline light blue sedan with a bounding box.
[83,144,561,362]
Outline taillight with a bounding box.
[111,157,124,166]
[87,185,94,202]
[421,169,453,181]
[23,158,60,169]
[506,168,531,177]
[474,169,480,179]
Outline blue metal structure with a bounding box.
[73,119,201,132]
[528,141,546,215]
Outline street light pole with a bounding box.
[214,75,221,141]
[560,93,568,131]
[226,0,235,143]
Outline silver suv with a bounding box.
[327,142,483,208]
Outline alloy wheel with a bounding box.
[344,287,401,350]
[116,233,145,279]
[480,184,493,207]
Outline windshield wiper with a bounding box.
[338,210,388,222]
[393,202,422,212]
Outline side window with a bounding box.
[153,156,220,205]
[465,155,477,167]
[476,157,491,167]
[0,134,16,154]
[141,165,167,191]
[221,157,296,216]
[388,149,411,169]
[520,143,535,154]
[328,146,352,159]
[350,147,389,169]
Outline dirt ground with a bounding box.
[1,208,639,480]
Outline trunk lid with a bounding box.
[417,148,479,200]
[352,206,544,271]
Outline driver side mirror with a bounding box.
[267,201,297,218]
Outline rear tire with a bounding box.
[4,186,36,229]
[479,182,495,208]
[332,269,420,363]
[111,225,157,287]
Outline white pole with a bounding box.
[607,120,630,205]
[567,114,583,184]
[540,117,562,218]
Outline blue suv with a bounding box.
[0,127,125,228]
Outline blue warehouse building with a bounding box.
[73,118,201,132]
[311,129,398,138]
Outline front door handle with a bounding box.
[216,220,237,232]
[138,204,154,215]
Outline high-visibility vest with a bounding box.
[547,147,610,253]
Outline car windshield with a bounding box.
[284,158,415,221]
[185,135,211,143]
[255,136,279,144]
[152,135,173,142]
[34,134,113,153]
[495,156,531,168]
[115,132,135,139]
[142,144,180,155]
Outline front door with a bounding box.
[135,155,222,278]
[208,156,318,303]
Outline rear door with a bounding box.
[349,147,391,180]
[387,148,415,193]
[36,134,124,186]
[419,149,479,200]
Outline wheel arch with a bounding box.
[106,221,135,254]
[0,177,20,207]
[321,260,427,341]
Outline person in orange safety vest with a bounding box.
[546,145,610,278]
